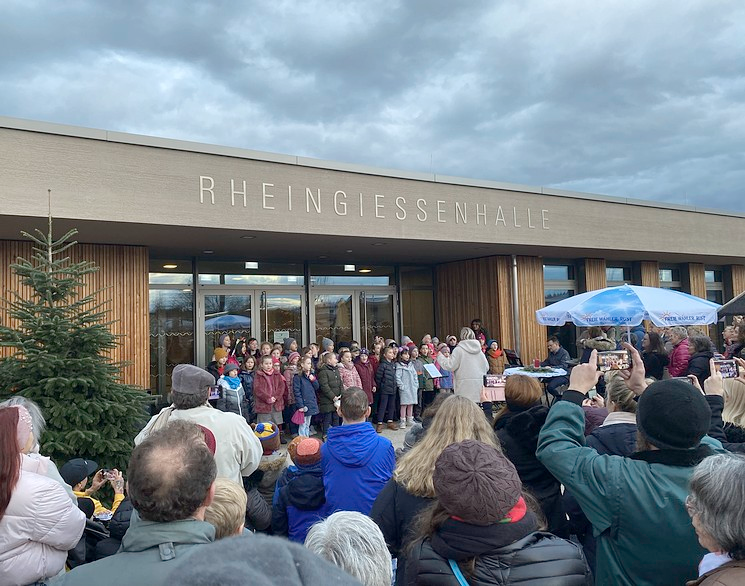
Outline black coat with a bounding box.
[371,479,434,586]
[94,497,133,560]
[725,422,745,444]
[406,516,590,586]
[375,359,397,396]
[586,422,637,457]
[687,350,713,387]
[317,365,343,413]
[494,406,568,537]
[642,351,668,380]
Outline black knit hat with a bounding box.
[433,439,522,525]
[636,379,711,450]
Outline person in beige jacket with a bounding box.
[436,327,489,403]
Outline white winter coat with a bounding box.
[395,360,419,405]
[437,339,489,402]
[135,403,263,485]
[0,455,86,586]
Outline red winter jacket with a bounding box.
[354,360,376,403]
[668,338,690,377]
[253,369,287,413]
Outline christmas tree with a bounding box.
[0,207,147,470]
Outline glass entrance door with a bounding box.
[312,289,396,348]
[198,289,304,366]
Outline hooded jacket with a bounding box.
[253,368,287,413]
[354,359,376,402]
[537,395,726,586]
[317,364,343,413]
[272,462,332,543]
[494,406,568,537]
[322,422,395,515]
[55,518,215,585]
[293,371,320,416]
[406,514,590,586]
[375,358,397,396]
[0,457,86,586]
[436,340,489,402]
[396,359,419,405]
[339,361,363,391]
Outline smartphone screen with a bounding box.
[597,350,631,372]
[713,359,738,379]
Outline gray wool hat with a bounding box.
[172,364,216,395]
[321,337,334,351]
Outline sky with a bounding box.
[2,0,745,212]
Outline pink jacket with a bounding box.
[0,455,86,586]
[339,362,362,391]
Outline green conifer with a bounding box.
[0,208,147,470]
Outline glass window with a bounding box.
[150,289,194,398]
[705,270,723,283]
[544,265,574,281]
[659,268,681,282]
[197,261,304,286]
[707,290,723,304]
[149,259,193,285]
[606,267,631,282]
[544,289,575,305]
[149,272,193,285]
[310,265,394,286]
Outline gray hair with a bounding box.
[460,327,475,340]
[305,511,391,586]
[669,326,688,340]
[688,453,745,559]
[0,396,46,450]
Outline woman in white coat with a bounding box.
[436,327,489,404]
[0,405,86,586]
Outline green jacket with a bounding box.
[418,355,435,392]
[53,517,215,585]
[536,396,723,586]
[317,364,343,413]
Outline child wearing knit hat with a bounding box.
[272,438,331,543]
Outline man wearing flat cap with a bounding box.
[135,364,262,484]
[537,346,727,586]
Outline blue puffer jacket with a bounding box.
[272,462,332,543]
[293,372,320,417]
[322,423,395,515]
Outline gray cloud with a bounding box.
[1,0,744,211]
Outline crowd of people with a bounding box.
[1,317,745,585]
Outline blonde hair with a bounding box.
[723,379,745,428]
[394,395,501,498]
[204,478,247,539]
[460,327,475,340]
[604,371,637,414]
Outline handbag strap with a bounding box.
[448,559,470,586]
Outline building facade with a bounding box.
[1,116,744,396]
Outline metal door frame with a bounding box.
[309,287,398,346]
[196,286,306,366]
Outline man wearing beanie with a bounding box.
[135,364,262,485]
[537,347,726,586]
[272,438,332,543]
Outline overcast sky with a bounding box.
[2,0,744,212]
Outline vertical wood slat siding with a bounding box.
[687,263,707,299]
[584,259,607,292]
[639,261,660,287]
[435,255,544,367]
[515,256,546,366]
[731,265,745,298]
[0,240,149,389]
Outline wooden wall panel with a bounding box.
[584,258,606,292]
[516,256,546,366]
[0,239,149,388]
[731,265,745,298]
[686,263,706,299]
[639,261,660,287]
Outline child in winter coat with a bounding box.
[282,352,300,435]
[272,438,331,543]
[338,348,362,391]
[417,343,436,410]
[293,357,320,437]
[216,361,251,421]
[238,356,256,423]
[395,347,418,429]
[486,339,508,374]
[317,352,342,438]
[354,349,376,405]
[253,355,287,428]
[435,344,454,392]
[374,346,398,432]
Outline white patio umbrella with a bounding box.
[536,284,721,328]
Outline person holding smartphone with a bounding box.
[60,458,125,518]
